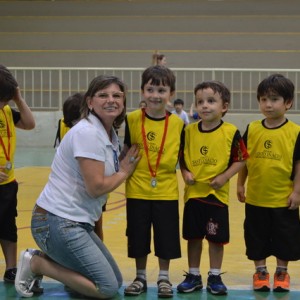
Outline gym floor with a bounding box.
[1,147,299,299]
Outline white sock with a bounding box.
[209,268,221,276]
[189,268,200,276]
[136,269,146,280]
[158,270,169,281]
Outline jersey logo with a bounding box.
[264,140,272,149]
[0,120,5,129]
[200,146,208,156]
[147,131,156,141]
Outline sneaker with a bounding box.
[124,277,147,296]
[26,249,44,294]
[15,249,41,298]
[253,271,270,292]
[3,267,17,283]
[207,273,227,295]
[273,271,290,292]
[177,272,203,293]
[253,270,270,292]
[157,279,173,298]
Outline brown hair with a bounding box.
[0,65,18,102]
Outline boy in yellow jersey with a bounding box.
[237,74,300,293]
[0,65,35,283]
[53,92,83,148]
[177,81,248,295]
[121,65,185,298]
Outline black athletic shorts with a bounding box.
[182,195,229,244]
[245,203,300,261]
[126,198,181,260]
[0,181,18,242]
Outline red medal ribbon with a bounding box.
[141,108,169,179]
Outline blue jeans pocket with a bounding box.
[31,213,50,252]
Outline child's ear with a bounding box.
[222,102,229,113]
[285,99,293,110]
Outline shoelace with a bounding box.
[275,272,286,281]
[19,274,38,292]
[258,271,268,280]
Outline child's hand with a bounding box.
[0,166,9,183]
[12,87,23,104]
[181,169,195,185]
[237,185,246,203]
[287,191,300,210]
[209,173,227,190]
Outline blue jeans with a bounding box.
[31,210,122,297]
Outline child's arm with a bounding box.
[237,165,248,203]
[13,87,35,130]
[209,160,245,190]
[179,152,195,185]
[288,161,300,210]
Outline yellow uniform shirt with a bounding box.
[245,120,300,208]
[184,121,244,205]
[0,106,17,184]
[125,109,184,200]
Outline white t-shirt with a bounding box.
[172,110,190,125]
[37,114,120,225]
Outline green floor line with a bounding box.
[1,282,298,300]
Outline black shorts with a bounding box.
[245,203,300,261]
[126,198,181,260]
[0,181,18,242]
[182,196,229,244]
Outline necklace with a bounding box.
[141,108,169,188]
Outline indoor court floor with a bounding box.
[1,147,300,299]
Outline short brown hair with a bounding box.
[0,65,18,102]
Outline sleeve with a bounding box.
[293,133,300,162]
[291,132,300,180]
[230,130,249,165]
[73,127,106,162]
[11,108,21,124]
[242,125,249,147]
[123,116,131,147]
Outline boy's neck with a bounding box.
[264,116,286,128]
[201,119,222,131]
[145,108,166,118]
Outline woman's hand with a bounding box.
[119,144,141,177]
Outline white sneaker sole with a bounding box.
[15,250,34,298]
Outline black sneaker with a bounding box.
[206,272,227,295]
[3,267,17,283]
[177,272,203,293]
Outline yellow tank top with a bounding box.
[0,106,17,184]
[246,120,300,207]
[125,109,184,200]
[184,121,238,205]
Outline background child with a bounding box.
[122,65,184,298]
[0,65,35,283]
[178,80,248,295]
[172,98,190,125]
[237,73,300,293]
[53,92,83,148]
